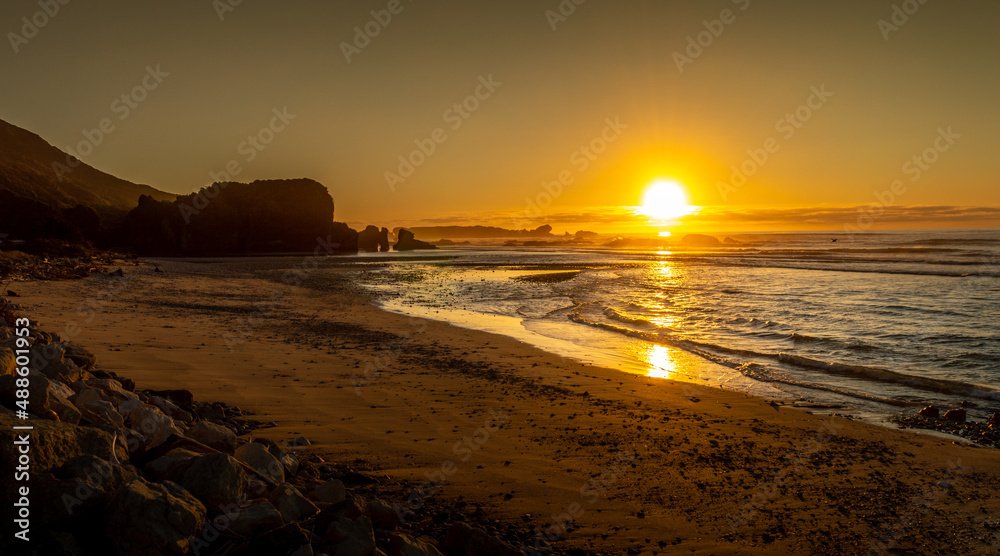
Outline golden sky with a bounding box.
[2,0,997,233]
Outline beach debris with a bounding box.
[918,405,940,418]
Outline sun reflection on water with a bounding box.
[645,344,677,379]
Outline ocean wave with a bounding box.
[567,310,1000,404]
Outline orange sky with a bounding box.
[2,0,997,234]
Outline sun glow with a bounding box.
[640,179,693,220]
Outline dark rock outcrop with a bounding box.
[378,227,391,251]
[394,229,437,251]
[120,179,359,256]
[358,225,382,253]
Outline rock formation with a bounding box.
[394,229,437,251]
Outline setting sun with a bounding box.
[640,180,693,220]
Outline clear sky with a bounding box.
[2,0,997,233]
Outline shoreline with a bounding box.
[12,257,1000,554]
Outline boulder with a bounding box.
[124,403,183,447]
[269,482,319,522]
[309,479,347,504]
[185,420,238,453]
[84,378,139,406]
[31,342,87,382]
[394,229,437,251]
[79,400,125,427]
[49,395,82,425]
[441,523,519,556]
[226,501,285,538]
[366,498,400,530]
[195,401,227,421]
[106,477,206,556]
[0,413,116,474]
[943,408,967,422]
[389,533,444,556]
[316,493,367,536]
[150,395,195,423]
[63,342,98,370]
[72,387,109,408]
[145,389,196,414]
[49,455,138,523]
[918,405,939,418]
[236,441,285,484]
[322,515,376,556]
[165,454,247,515]
[145,448,201,480]
[254,437,299,475]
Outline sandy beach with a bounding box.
[12,258,1000,555]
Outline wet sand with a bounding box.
[13,258,1000,555]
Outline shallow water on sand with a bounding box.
[347,229,1000,421]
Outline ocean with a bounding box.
[348,229,1000,423]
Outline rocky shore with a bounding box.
[1,299,525,556]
